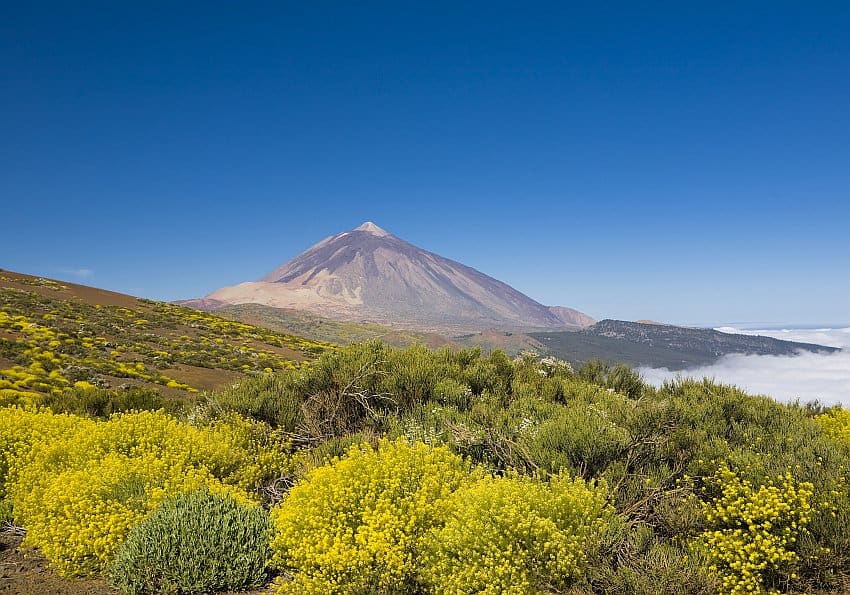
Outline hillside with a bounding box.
[0,270,331,408]
[212,302,453,349]
[187,302,551,357]
[531,319,840,370]
[453,328,548,355]
[196,222,594,332]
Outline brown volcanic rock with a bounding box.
[548,306,595,328]
[205,222,591,332]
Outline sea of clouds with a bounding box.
[639,327,850,406]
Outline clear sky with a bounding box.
[2,1,848,326]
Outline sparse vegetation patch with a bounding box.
[0,278,332,412]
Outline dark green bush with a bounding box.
[0,498,12,524]
[108,488,271,594]
[208,341,526,440]
[577,360,646,399]
[587,523,718,595]
[210,373,303,430]
[43,385,187,418]
[433,377,473,409]
[523,403,631,477]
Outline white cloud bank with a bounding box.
[639,327,850,406]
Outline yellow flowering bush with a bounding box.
[14,452,227,575]
[816,408,850,443]
[695,465,814,595]
[0,407,289,576]
[270,438,478,594]
[0,405,80,498]
[422,473,612,594]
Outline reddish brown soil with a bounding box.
[0,532,117,595]
[164,364,243,392]
[244,340,306,363]
[0,532,270,594]
[0,271,139,309]
[382,330,452,349]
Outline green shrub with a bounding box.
[462,350,513,397]
[522,402,631,477]
[109,488,271,594]
[433,377,473,409]
[378,343,444,409]
[577,360,646,399]
[0,498,12,524]
[43,385,187,418]
[210,373,303,430]
[589,523,718,595]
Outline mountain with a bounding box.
[200,222,594,332]
[530,319,840,370]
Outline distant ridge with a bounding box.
[195,222,594,332]
[585,319,839,356]
[530,319,840,370]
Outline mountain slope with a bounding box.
[204,222,594,332]
[548,306,596,328]
[211,302,453,349]
[0,270,330,404]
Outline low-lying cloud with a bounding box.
[639,327,850,406]
[58,267,94,279]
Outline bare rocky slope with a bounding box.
[200,222,594,332]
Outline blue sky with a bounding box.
[2,1,848,326]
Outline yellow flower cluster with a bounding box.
[0,407,289,576]
[422,473,612,594]
[816,408,850,443]
[0,310,195,400]
[696,465,813,595]
[270,439,615,594]
[270,439,478,594]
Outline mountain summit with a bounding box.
[353,221,391,236]
[204,222,593,331]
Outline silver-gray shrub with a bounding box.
[108,488,271,594]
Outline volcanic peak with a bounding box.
[354,221,390,237]
[203,222,594,332]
